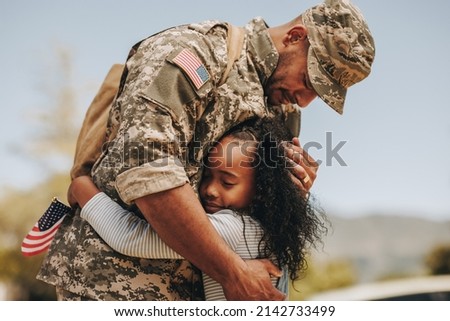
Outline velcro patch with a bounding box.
[172,49,210,90]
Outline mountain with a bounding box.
[310,213,450,283]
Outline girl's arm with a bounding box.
[69,176,243,259]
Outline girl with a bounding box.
[69,117,327,300]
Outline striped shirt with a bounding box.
[80,193,287,301]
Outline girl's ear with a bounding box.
[282,25,308,46]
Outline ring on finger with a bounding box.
[302,175,310,184]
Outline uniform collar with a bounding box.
[246,17,279,87]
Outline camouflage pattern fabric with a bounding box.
[304,0,375,114]
[39,209,201,300]
[56,287,93,301]
[37,18,289,301]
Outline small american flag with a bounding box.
[21,197,71,256]
[172,48,210,89]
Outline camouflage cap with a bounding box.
[303,0,375,114]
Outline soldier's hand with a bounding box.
[283,137,319,194]
[221,259,286,301]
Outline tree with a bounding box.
[0,46,83,300]
[26,45,81,171]
[425,244,450,275]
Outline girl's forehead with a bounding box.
[207,136,257,170]
[215,136,256,156]
[219,135,257,148]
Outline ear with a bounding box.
[282,25,308,46]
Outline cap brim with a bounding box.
[307,47,346,115]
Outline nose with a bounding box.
[203,182,219,199]
[295,89,318,107]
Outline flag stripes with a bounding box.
[172,49,210,89]
[21,197,71,256]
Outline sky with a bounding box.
[1,0,450,221]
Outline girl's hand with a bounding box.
[67,175,100,208]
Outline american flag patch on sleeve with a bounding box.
[172,49,210,90]
[21,197,71,256]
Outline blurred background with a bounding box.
[1,0,449,300]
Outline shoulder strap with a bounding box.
[218,24,245,86]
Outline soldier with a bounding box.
[37,0,375,300]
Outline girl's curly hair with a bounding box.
[224,116,329,280]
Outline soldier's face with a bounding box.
[265,28,318,107]
[199,136,256,213]
[265,50,317,107]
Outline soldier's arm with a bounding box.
[135,184,285,301]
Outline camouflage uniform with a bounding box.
[37,18,295,301]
